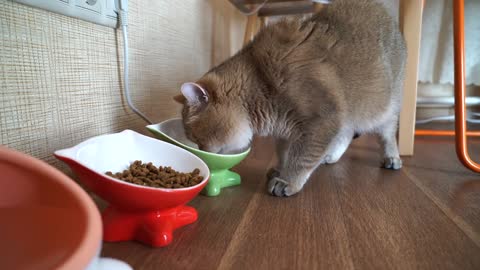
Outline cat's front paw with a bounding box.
[383,157,402,170]
[267,177,301,197]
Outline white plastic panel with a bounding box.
[12,0,119,28]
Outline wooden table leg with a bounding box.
[398,0,424,156]
[243,15,257,46]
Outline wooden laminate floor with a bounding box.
[101,129,480,270]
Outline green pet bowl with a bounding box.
[146,118,250,196]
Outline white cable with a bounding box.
[416,114,480,124]
[118,1,153,124]
[415,115,454,124]
[312,0,332,3]
[467,118,480,123]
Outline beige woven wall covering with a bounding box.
[0,0,245,172]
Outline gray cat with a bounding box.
[173,0,407,197]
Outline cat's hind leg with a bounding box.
[377,115,402,170]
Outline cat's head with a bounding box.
[173,81,252,154]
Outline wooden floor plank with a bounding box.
[101,137,275,269]
[100,134,480,270]
[402,136,480,246]
[217,165,355,270]
[337,138,480,270]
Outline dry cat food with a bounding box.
[105,160,204,189]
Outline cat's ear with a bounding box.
[173,94,186,104]
[180,82,209,106]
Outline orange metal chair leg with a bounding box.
[414,0,480,172]
[415,130,480,137]
[453,0,480,172]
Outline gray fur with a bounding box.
[174,0,407,197]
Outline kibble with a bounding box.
[105,160,204,189]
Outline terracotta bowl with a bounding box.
[0,146,131,270]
